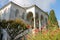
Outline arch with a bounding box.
[35,13,39,19]
[41,15,43,21]
[22,12,25,19]
[15,9,19,17]
[26,12,33,21]
[40,15,44,26]
[45,18,47,24]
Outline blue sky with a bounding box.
[0,0,9,8]
[0,0,60,26]
[50,0,60,20]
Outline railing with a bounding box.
[14,28,31,40]
[14,17,32,40]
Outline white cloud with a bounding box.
[58,21,60,27]
[35,0,56,11]
[9,0,56,11]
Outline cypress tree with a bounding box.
[48,10,59,30]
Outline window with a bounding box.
[41,15,43,21]
[22,13,25,19]
[3,10,6,19]
[36,13,39,29]
[15,9,19,17]
[40,15,44,26]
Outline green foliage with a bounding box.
[0,20,8,28]
[0,19,29,40]
[49,10,58,24]
[0,19,27,30]
[27,29,60,40]
[47,10,59,30]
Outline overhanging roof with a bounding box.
[0,1,48,16]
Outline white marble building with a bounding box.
[0,1,48,29]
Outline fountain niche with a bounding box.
[1,29,11,40]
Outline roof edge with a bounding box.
[0,1,25,10]
[25,4,48,16]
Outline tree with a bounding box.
[47,10,59,30]
[0,19,29,40]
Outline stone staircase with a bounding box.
[14,18,32,40]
